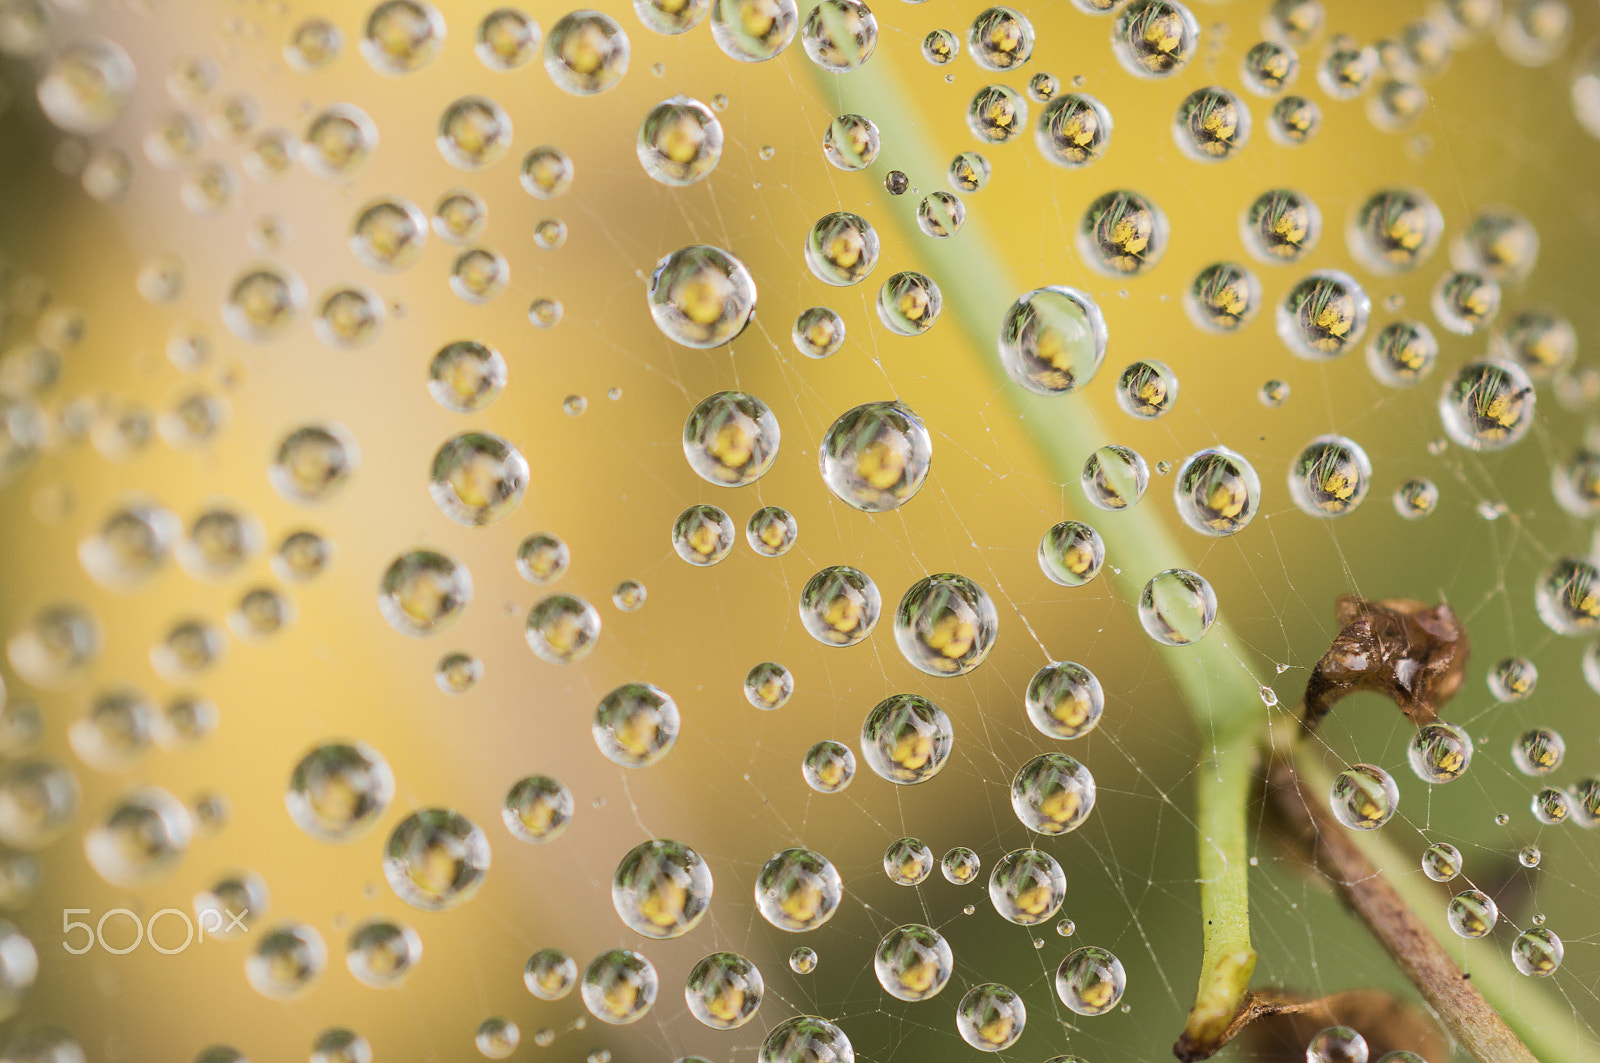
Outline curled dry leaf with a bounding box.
[1241,989,1449,1063]
[1302,595,1469,733]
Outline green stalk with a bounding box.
[819,47,1262,1055]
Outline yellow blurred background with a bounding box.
[1,0,1599,1059]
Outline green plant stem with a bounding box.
[1291,745,1582,1063]
[821,49,1261,1057]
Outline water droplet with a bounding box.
[1012,753,1096,834]
[755,847,841,931]
[1306,1025,1368,1063]
[711,0,798,62]
[802,741,855,793]
[1421,842,1461,881]
[612,838,712,938]
[582,948,657,1024]
[799,566,880,646]
[1174,447,1260,535]
[1512,926,1563,976]
[1174,86,1250,161]
[874,923,952,1001]
[247,922,326,999]
[546,11,630,93]
[1407,722,1473,783]
[1242,40,1300,94]
[476,8,540,69]
[1139,568,1216,645]
[802,0,877,71]
[1330,764,1399,830]
[347,918,422,988]
[525,947,578,999]
[684,391,779,486]
[593,683,679,767]
[1026,661,1104,739]
[503,775,573,842]
[862,694,951,784]
[883,837,933,885]
[1111,0,1200,78]
[1534,556,1600,635]
[957,983,1026,1050]
[286,741,394,841]
[1447,888,1498,938]
[989,848,1065,924]
[638,96,723,185]
[1080,190,1166,275]
[1288,435,1372,517]
[383,808,490,910]
[789,946,817,974]
[648,245,755,347]
[923,29,959,65]
[672,504,736,566]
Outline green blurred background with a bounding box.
[1,0,1599,1059]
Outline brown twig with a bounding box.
[1265,751,1539,1063]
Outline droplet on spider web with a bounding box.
[1116,359,1179,418]
[968,83,1028,143]
[345,915,419,986]
[862,694,952,783]
[382,808,491,911]
[1173,447,1260,536]
[988,848,1066,924]
[1111,0,1200,79]
[1268,94,1321,144]
[545,11,630,93]
[1012,753,1096,834]
[1288,435,1371,517]
[1241,39,1299,94]
[84,786,192,886]
[1406,722,1473,783]
[247,922,326,1000]
[792,307,845,359]
[581,948,658,1024]
[801,741,854,793]
[503,775,573,842]
[683,391,780,487]
[1172,86,1251,161]
[1025,660,1104,739]
[593,683,679,767]
[286,741,394,842]
[941,846,980,884]
[819,401,931,511]
[634,0,709,35]
[524,947,577,1000]
[637,96,723,186]
[884,837,934,885]
[802,0,877,72]
[1447,889,1498,938]
[1138,568,1216,646]
[1531,787,1571,824]
[754,847,841,931]
[1305,1025,1368,1063]
[799,566,880,646]
[1083,445,1149,510]
[759,1016,852,1063]
[1367,320,1438,388]
[949,151,992,191]
[874,924,953,1001]
[686,951,764,1030]
[956,982,1026,1051]
[894,574,997,677]
[1329,764,1398,830]
[436,95,512,170]
[1080,190,1166,276]
[1533,556,1600,635]
[1512,927,1563,976]
[877,272,942,335]
[648,245,755,347]
[788,946,817,974]
[476,7,539,69]
[711,0,798,62]
[429,432,528,526]
[1347,187,1444,274]
[1421,842,1462,882]
[1243,188,1320,263]
[1431,270,1501,335]
[611,838,712,938]
[672,505,735,566]
[475,1018,520,1059]
[1518,845,1541,868]
[916,192,965,238]
[1056,946,1126,1016]
[1028,72,1059,101]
